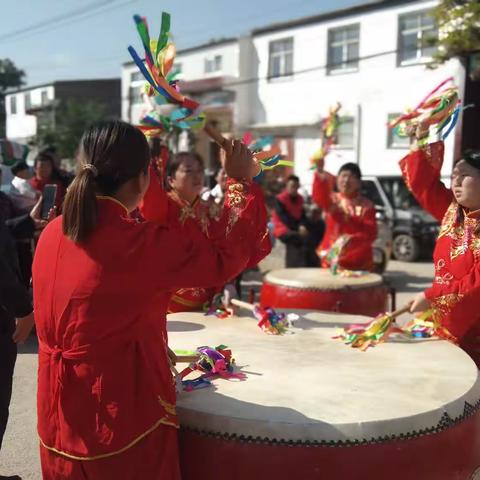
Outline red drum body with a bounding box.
[168,311,480,480]
[179,417,480,480]
[261,268,388,316]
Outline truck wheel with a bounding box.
[392,234,420,262]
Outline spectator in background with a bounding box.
[0,169,19,224]
[272,175,325,268]
[40,146,75,189]
[201,166,227,220]
[29,152,66,210]
[202,167,227,204]
[9,161,38,212]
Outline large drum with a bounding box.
[261,268,388,316]
[168,310,480,480]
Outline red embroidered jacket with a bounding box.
[400,141,480,364]
[312,171,377,271]
[164,191,223,313]
[140,166,271,312]
[33,181,269,459]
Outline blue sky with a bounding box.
[0,0,364,87]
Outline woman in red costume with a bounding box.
[312,161,377,271]
[141,146,270,312]
[162,151,223,312]
[404,125,480,366]
[32,120,270,479]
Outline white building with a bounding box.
[5,79,121,143]
[250,0,464,187]
[122,0,467,185]
[4,84,52,142]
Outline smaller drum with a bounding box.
[261,268,388,316]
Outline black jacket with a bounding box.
[0,216,33,324]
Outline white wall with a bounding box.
[121,63,146,124]
[252,0,463,187]
[176,41,239,81]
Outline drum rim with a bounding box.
[177,389,480,445]
[179,396,480,446]
[264,268,384,290]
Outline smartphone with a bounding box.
[41,184,57,220]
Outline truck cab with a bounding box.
[361,176,439,262]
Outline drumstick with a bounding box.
[204,123,228,147]
[388,303,413,320]
[232,299,413,324]
[204,124,262,178]
[175,354,200,363]
[168,345,200,364]
[231,298,255,311]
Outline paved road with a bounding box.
[0,258,434,479]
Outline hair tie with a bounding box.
[83,163,98,177]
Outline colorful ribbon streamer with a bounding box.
[204,293,233,319]
[389,78,461,141]
[334,309,440,351]
[252,305,292,335]
[128,13,200,126]
[242,132,294,175]
[310,102,342,169]
[177,345,246,392]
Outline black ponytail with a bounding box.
[62,120,150,243]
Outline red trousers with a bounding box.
[40,425,180,480]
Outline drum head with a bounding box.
[168,310,480,445]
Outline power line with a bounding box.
[0,1,116,42]
[21,46,411,99]
[27,55,127,72]
[171,0,326,48]
[119,47,403,101]
[0,0,138,44]
[221,48,402,89]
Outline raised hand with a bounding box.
[222,139,257,180]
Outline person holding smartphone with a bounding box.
[29,152,66,211]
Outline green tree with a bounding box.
[430,0,480,70]
[36,99,106,160]
[0,59,26,137]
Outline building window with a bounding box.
[41,90,49,106]
[10,96,17,114]
[24,92,31,111]
[387,114,411,149]
[268,37,294,79]
[398,10,437,65]
[129,85,144,105]
[131,71,143,82]
[335,117,354,148]
[205,55,222,73]
[327,24,360,74]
